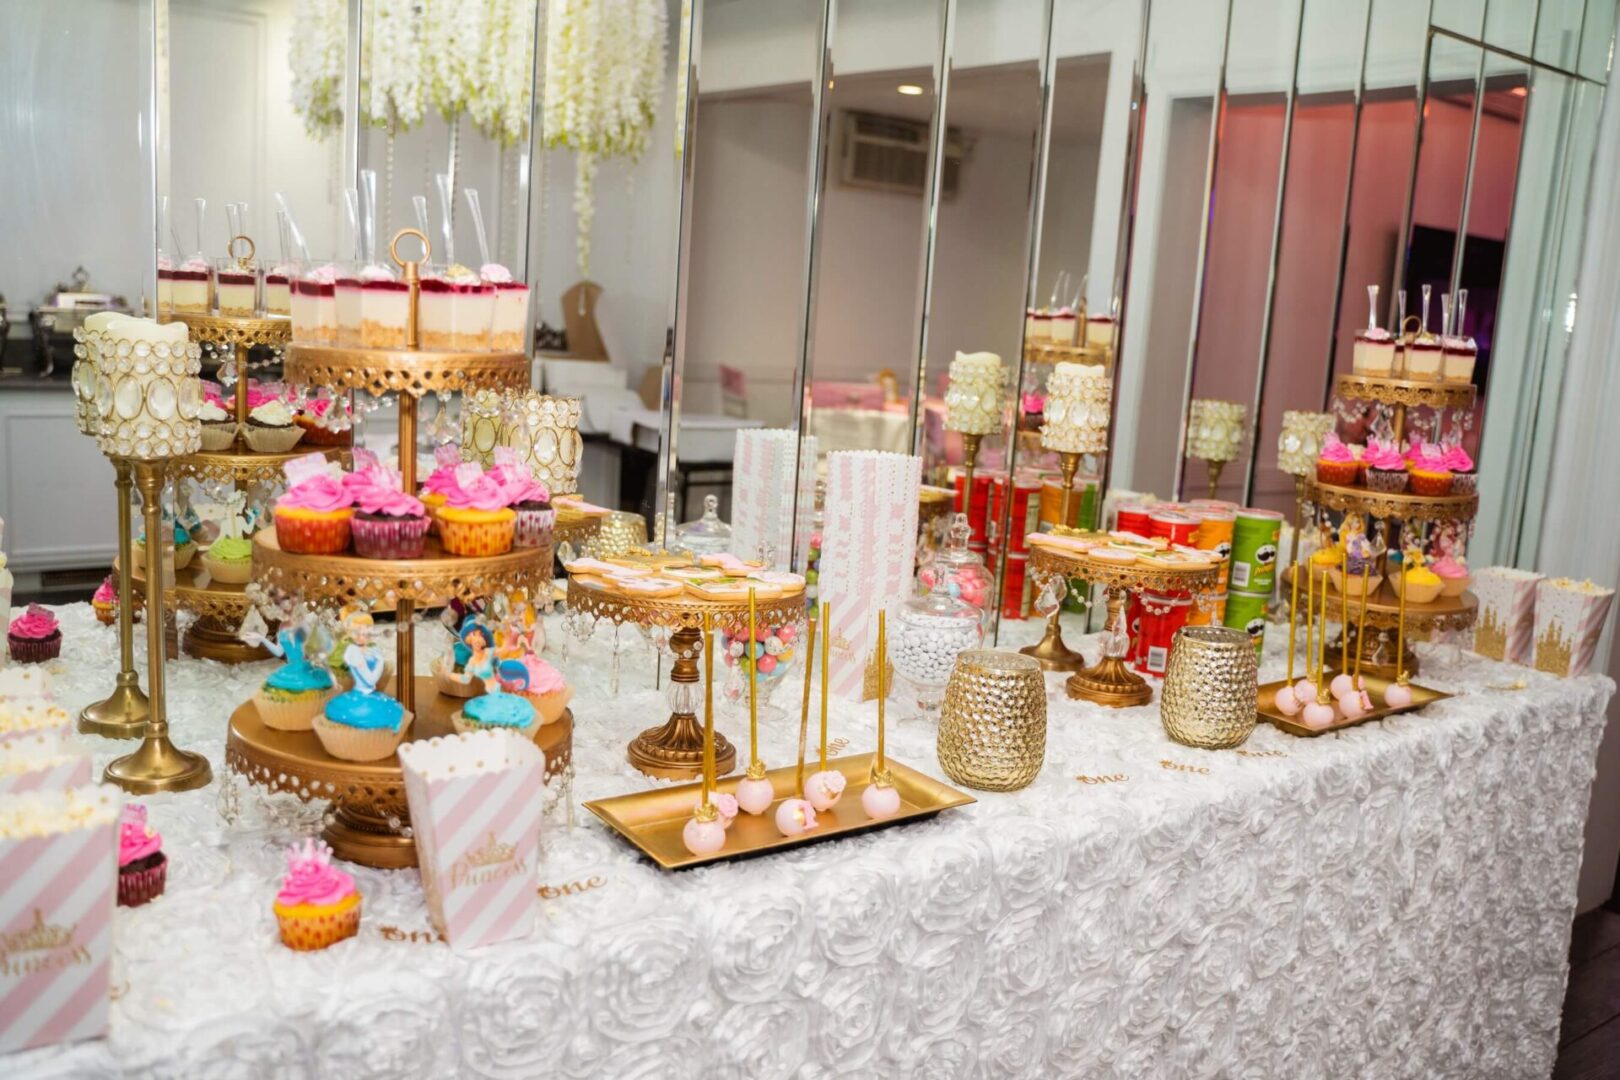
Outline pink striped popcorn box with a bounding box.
[1471,567,1544,664]
[0,702,73,755]
[398,730,545,950]
[0,734,92,796]
[0,784,122,1054]
[1533,577,1617,678]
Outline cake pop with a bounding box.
[1301,700,1337,729]
[697,792,739,829]
[777,608,823,839]
[681,612,727,858]
[775,798,819,836]
[683,807,727,854]
[734,588,777,816]
[1383,559,1413,709]
[804,601,845,812]
[862,782,902,820]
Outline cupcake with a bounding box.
[1394,564,1444,604]
[117,803,167,907]
[327,640,394,695]
[313,689,412,761]
[200,535,254,584]
[171,524,196,570]
[273,453,355,554]
[500,652,572,725]
[294,396,354,447]
[253,627,336,730]
[244,398,305,453]
[1407,441,1454,496]
[1431,554,1472,598]
[437,464,517,557]
[198,396,238,451]
[92,575,118,625]
[273,838,362,951]
[489,448,554,550]
[1314,433,1360,487]
[1362,438,1408,493]
[451,688,540,741]
[343,456,430,560]
[1442,444,1476,494]
[417,444,463,536]
[8,605,62,664]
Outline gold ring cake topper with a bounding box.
[227,234,256,267]
[389,227,430,271]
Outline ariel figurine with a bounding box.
[312,609,412,762]
[247,612,336,731]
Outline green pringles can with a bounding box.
[1223,589,1268,659]
[1228,509,1284,594]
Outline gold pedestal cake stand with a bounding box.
[1028,545,1222,707]
[1281,566,1476,680]
[566,576,808,779]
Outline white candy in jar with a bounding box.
[890,611,980,688]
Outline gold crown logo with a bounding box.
[861,651,895,703]
[1,910,74,957]
[1535,621,1574,676]
[1474,607,1507,661]
[462,832,516,869]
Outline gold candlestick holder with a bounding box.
[104,461,212,794]
[959,431,985,514]
[78,458,150,738]
[1020,450,1085,672]
[1204,458,1227,500]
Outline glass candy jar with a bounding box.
[672,493,732,558]
[890,567,984,713]
[918,513,996,634]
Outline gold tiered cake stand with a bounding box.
[223,229,559,868]
[1021,340,1114,369]
[159,311,350,661]
[1290,371,1480,678]
[566,576,808,779]
[1027,544,1222,707]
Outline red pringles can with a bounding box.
[1135,591,1192,676]
[1116,506,1151,538]
[1149,511,1200,547]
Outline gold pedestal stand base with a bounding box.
[1020,615,1086,672]
[183,616,273,664]
[628,717,737,781]
[1065,656,1153,708]
[79,681,150,740]
[1336,624,1416,682]
[104,739,213,794]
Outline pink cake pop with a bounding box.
[804,769,846,812]
[1337,691,1367,719]
[1293,678,1317,703]
[1329,672,1357,699]
[682,812,726,855]
[775,798,819,836]
[1384,683,1412,708]
[1301,700,1336,730]
[735,772,775,816]
[697,793,739,830]
[1273,685,1302,716]
[862,780,901,820]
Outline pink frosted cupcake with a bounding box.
[343,454,430,559]
[274,453,355,554]
[1315,433,1361,487]
[417,444,463,536]
[1431,554,1472,598]
[118,803,167,907]
[1443,444,1476,494]
[1362,438,1409,493]
[7,605,62,664]
[436,465,516,557]
[273,839,362,951]
[499,650,573,725]
[489,448,554,550]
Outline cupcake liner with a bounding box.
[200,552,254,585]
[1391,572,1444,604]
[8,632,62,664]
[172,544,196,571]
[514,508,556,550]
[274,509,353,554]
[276,895,362,951]
[527,685,572,726]
[1315,460,1359,487]
[1440,573,1473,598]
[245,424,306,453]
[351,514,431,560]
[439,513,516,557]
[451,708,540,742]
[200,422,240,451]
[254,686,333,731]
[433,661,484,699]
[94,604,116,626]
[1365,468,1409,494]
[1326,570,1383,599]
[1451,472,1477,495]
[118,853,168,908]
[295,417,353,447]
[1408,470,1454,496]
[312,710,412,762]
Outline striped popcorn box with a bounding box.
[731,430,818,569]
[1533,577,1616,678]
[0,667,52,701]
[0,784,122,1054]
[0,701,73,754]
[0,734,91,796]
[398,730,545,949]
[1472,567,1544,663]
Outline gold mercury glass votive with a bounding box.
[937,649,1047,791]
[1159,625,1258,749]
[589,511,649,559]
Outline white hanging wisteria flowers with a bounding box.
[287,0,345,138]
[363,0,426,131]
[543,0,668,277]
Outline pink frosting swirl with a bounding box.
[1412,441,1448,470]
[480,263,514,284]
[1318,434,1356,464]
[1430,555,1468,580]
[1441,445,1474,473]
[179,255,210,273]
[279,455,354,513]
[1362,439,1406,472]
[521,655,567,695]
[119,804,162,867]
[344,466,426,518]
[489,449,550,506]
[304,263,338,286]
[276,839,356,908]
[9,605,59,640]
[93,577,118,605]
[444,464,509,512]
[420,444,464,497]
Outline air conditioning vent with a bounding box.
[839,110,965,199]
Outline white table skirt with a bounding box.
[8,603,1613,1079]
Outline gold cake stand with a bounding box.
[227,678,573,868]
[1302,478,1477,524]
[566,577,808,779]
[553,508,605,552]
[1028,546,1222,707]
[1281,566,1476,680]
[125,557,270,664]
[1022,341,1114,369]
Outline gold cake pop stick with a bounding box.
[1395,561,1408,685]
[876,609,887,774]
[702,612,715,810]
[747,588,759,769]
[1285,554,1300,684]
[818,600,830,772]
[1355,565,1370,680]
[1340,550,1350,676]
[1315,566,1331,704]
[797,611,818,797]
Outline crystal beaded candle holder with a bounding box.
[943,351,1006,436]
[1186,399,1247,463]
[1277,410,1335,477]
[1040,362,1111,454]
[460,389,585,496]
[83,324,204,459]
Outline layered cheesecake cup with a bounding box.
[291,264,338,344]
[358,264,409,348]
[265,263,293,317]
[420,264,494,351]
[170,256,211,314]
[1352,327,1395,375]
[482,264,531,352]
[157,255,174,315]
[1441,336,1476,384]
[1085,314,1117,349]
[1404,334,1442,380]
[215,260,258,317]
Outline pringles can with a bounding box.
[1228,509,1284,594]
[1222,589,1268,659]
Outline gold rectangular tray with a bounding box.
[1258,672,1450,737]
[585,753,975,870]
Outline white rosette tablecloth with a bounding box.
[7,604,1613,1079]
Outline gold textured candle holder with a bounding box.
[1159,625,1258,749]
[937,649,1047,791]
[77,457,150,739]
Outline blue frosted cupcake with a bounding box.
[312,689,412,761]
[254,628,336,731]
[451,689,539,742]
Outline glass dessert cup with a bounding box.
[291,265,338,345]
[333,261,363,346]
[1085,315,1117,349]
[1404,338,1442,381]
[420,265,494,352]
[1049,310,1078,346]
[1441,339,1477,384]
[357,266,409,348]
[214,259,259,317]
[488,279,531,352]
[1352,330,1395,375]
[264,266,293,317]
[157,263,175,315]
[170,259,211,314]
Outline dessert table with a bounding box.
[9,603,1612,1079]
